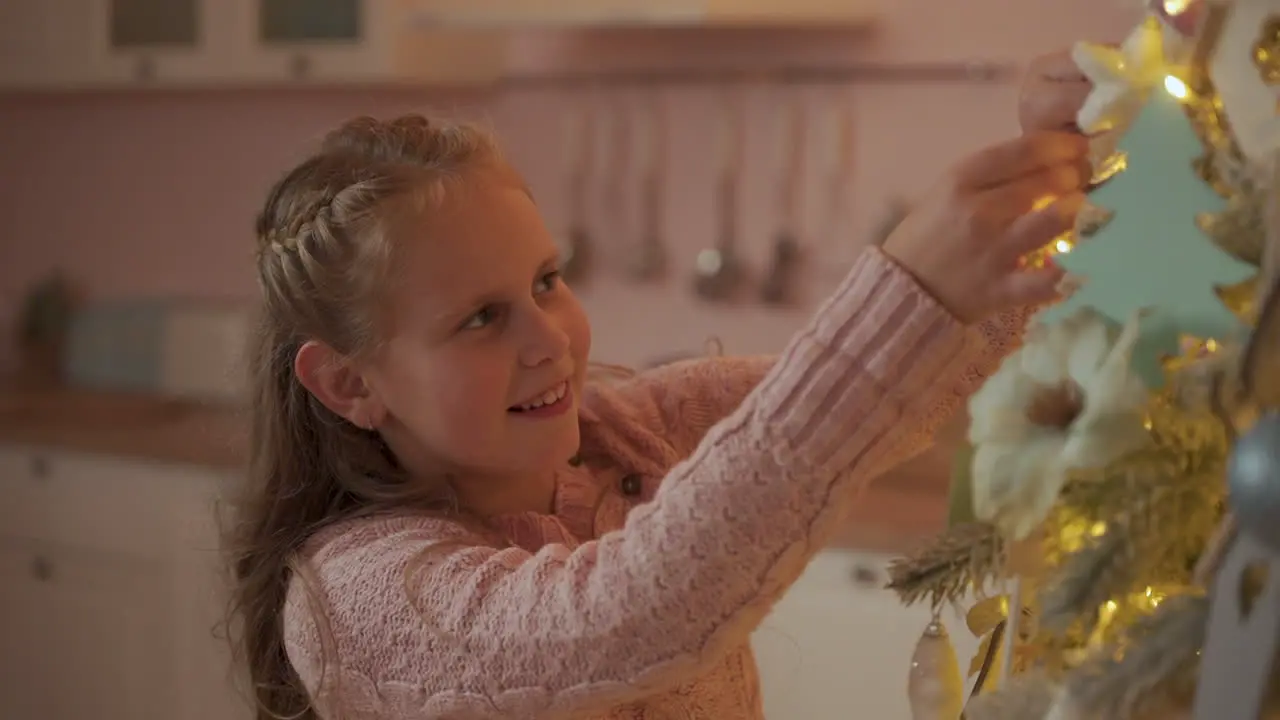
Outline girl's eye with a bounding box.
[534,270,562,294]
[462,306,500,330]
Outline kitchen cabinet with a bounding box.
[412,0,880,28]
[0,0,507,91]
[753,548,982,719]
[0,440,962,718]
[231,0,508,86]
[88,0,238,86]
[0,444,252,720]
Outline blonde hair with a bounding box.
[222,115,500,720]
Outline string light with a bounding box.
[1164,74,1190,100]
[1162,0,1193,15]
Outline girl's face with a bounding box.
[363,166,592,486]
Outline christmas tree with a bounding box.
[885,1,1280,718]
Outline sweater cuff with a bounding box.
[752,246,983,471]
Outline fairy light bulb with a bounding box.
[1162,0,1192,15]
[1164,75,1190,99]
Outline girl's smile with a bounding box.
[509,380,573,417]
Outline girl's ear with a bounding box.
[294,340,384,429]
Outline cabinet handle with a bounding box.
[849,563,881,588]
[29,455,49,480]
[30,556,53,582]
[134,55,156,82]
[290,54,312,80]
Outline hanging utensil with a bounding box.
[601,92,633,280]
[820,94,858,275]
[760,93,807,306]
[628,91,667,282]
[694,89,746,302]
[559,99,595,285]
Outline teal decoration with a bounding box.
[1035,89,1256,387]
[947,443,977,528]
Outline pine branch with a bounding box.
[1059,594,1208,720]
[885,523,1003,608]
[1040,526,1136,635]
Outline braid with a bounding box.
[227,114,500,720]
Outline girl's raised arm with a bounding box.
[283,248,990,719]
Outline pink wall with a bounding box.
[0,0,1134,374]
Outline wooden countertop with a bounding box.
[0,380,955,554]
[0,380,248,469]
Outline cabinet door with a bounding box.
[0,540,55,719]
[169,473,256,720]
[0,0,97,90]
[233,0,385,82]
[88,0,238,85]
[234,0,508,85]
[0,537,173,720]
[752,550,981,719]
[46,542,175,720]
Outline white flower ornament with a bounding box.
[968,309,1152,541]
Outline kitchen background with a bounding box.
[0,1,1137,718]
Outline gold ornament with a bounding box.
[1177,3,1245,192]
[967,595,1008,637]
[1089,149,1129,189]
[1076,202,1116,239]
[907,618,965,720]
[1252,15,1280,84]
[1196,191,1265,266]
[1160,334,1223,378]
[1214,275,1261,325]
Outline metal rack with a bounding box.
[495,60,1020,88]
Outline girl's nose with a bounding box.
[517,307,572,368]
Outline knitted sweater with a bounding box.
[282,247,1026,719]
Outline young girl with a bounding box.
[227,67,1091,719]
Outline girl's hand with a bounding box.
[1018,50,1092,133]
[882,131,1089,324]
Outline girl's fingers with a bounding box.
[1020,79,1092,132]
[975,161,1088,231]
[1000,191,1086,258]
[1027,49,1090,83]
[953,132,1089,191]
[996,265,1066,309]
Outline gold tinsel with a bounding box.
[1039,527,1136,635]
[1056,594,1208,720]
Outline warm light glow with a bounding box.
[1089,521,1107,537]
[1162,0,1192,15]
[1164,75,1190,99]
[1054,238,1074,254]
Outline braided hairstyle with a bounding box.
[223,115,500,720]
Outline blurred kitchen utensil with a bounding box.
[694,89,747,302]
[559,100,594,285]
[760,93,807,306]
[629,91,667,282]
[819,95,859,275]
